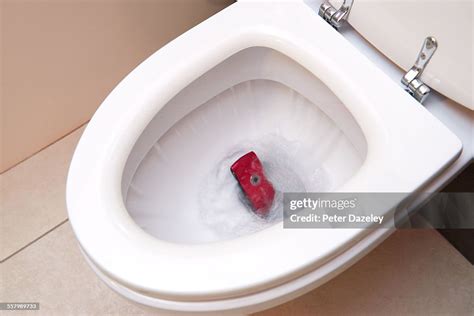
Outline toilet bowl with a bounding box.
[67,0,465,313]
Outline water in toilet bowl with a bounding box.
[198,134,331,239]
[125,79,364,244]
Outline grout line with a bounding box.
[0,219,69,263]
[0,121,89,175]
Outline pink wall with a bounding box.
[1,0,234,172]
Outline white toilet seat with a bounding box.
[67,0,461,312]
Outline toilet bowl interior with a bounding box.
[121,47,368,244]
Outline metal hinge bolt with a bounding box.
[401,37,438,103]
[318,0,354,29]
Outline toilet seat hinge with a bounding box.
[318,0,353,29]
[401,37,438,103]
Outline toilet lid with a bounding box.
[335,0,473,110]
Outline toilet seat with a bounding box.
[67,0,461,311]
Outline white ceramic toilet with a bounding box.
[67,0,472,314]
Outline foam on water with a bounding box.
[198,134,331,239]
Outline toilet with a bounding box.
[66,0,472,314]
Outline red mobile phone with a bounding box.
[230,151,275,217]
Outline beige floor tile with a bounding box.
[0,222,165,316]
[256,229,473,316]
[0,126,85,261]
[1,222,472,316]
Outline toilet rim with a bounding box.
[66,1,461,301]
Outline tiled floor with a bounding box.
[1,128,473,315]
[1,126,85,261]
